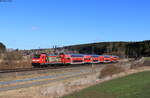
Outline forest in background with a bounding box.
[64,40,150,58]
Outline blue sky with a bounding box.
[0,0,150,49]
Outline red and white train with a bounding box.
[32,53,119,67]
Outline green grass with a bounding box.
[63,71,150,98]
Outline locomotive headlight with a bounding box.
[32,59,39,61]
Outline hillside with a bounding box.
[64,71,150,98]
[64,40,150,58]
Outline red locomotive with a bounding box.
[32,53,119,67]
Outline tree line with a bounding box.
[1,40,150,59]
[64,40,150,58]
[0,42,6,53]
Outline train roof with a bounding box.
[102,55,111,58]
[63,54,84,57]
[111,55,119,57]
[90,55,100,57]
[46,54,58,56]
[70,54,84,57]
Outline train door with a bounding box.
[40,54,47,64]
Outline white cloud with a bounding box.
[31,26,39,30]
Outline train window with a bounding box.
[93,60,98,61]
[84,58,90,60]
[72,60,83,62]
[67,58,70,60]
[33,54,40,58]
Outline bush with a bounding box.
[100,65,124,78]
[142,57,150,66]
[130,57,150,69]
[3,51,23,61]
[0,42,6,53]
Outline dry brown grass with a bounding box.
[0,60,32,69]
[100,64,125,78]
[0,51,32,69]
[130,57,150,69]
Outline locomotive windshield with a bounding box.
[33,54,40,58]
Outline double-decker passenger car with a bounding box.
[84,55,92,64]
[61,54,84,64]
[91,55,99,63]
[99,55,104,63]
[103,55,111,63]
[110,56,119,62]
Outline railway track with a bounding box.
[0,64,105,92]
[0,68,42,73]
[0,63,117,92]
[0,63,100,73]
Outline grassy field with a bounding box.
[63,71,150,98]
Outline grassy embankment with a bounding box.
[64,71,150,98]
